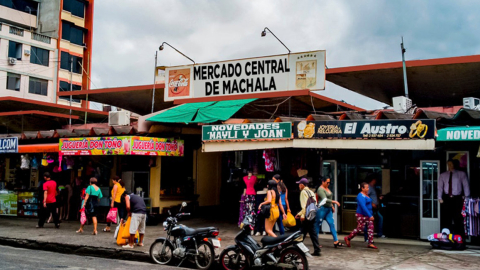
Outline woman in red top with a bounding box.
[241,169,257,233]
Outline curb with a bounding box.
[0,236,151,263]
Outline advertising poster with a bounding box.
[0,137,18,153]
[59,136,184,156]
[0,193,18,216]
[293,120,435,140]
[163,51,326,101]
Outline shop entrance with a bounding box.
[420,160,440,239]
[321,160,338,232]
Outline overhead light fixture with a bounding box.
[260,27,291,53]
[158,42,195,64]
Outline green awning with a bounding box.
[146,99,256,124]
[437,126,480,141]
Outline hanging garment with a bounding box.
[31,156,38,169]
[20,155,30,170]
[263,150,275,172]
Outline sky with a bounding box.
[90,0,480,111]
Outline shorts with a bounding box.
[130,213,147,235]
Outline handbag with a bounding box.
[80,209,87,225]
[107,208,118,224]
[260,204,271,219]
[85,197,95,215]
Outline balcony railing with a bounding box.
[31,32,51,44]
[9,26,24,37]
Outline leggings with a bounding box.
[348,213,374,244]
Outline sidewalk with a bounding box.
[0,217,479,269]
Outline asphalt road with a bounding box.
[0,245,181,270]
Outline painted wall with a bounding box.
[195,149,222,207]
[38,0,61,38]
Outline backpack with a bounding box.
[304,189,317,221]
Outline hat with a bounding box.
[273,174,281,180]
[296,178,309,185]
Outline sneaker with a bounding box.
[380,235,386,238]
[262,232,266,236]
[122,244,134,249]
[255,232,261,236]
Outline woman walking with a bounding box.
[241,169,257,232]
[316,178,344,247]
[276,180,290,235]
[76,177,103,235]
[103,176,126,232]
[258,180,286,237]
[344,182,377,249]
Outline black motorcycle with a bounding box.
[149,202,220,269]
[219,215,310,270]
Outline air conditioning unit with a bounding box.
[463,97,480,110]
[392,96,412,113]
[8,57,16,65]
[109,111,131,126]
[24,49,30,56]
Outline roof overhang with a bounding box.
[326,55,480,107]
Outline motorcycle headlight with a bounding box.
[163,221,168,231]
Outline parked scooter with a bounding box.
[150,202,221,269]
[219,215,310,269]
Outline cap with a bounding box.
[296,178,309,185]
[273,174,281,180]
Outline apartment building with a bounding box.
[0,0,94,107]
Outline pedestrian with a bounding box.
[295,178,321,256]
[274,174,290,235]
[364,177,385,241]
[258,180,285,237]
[241,169,257,234]
[316,178,344,247]
[77,177,103,235]
[122,192,147,248]
[344,182,378,249]
[37,172,60,229]
[103,176,126,232]
[36,173,46,228]
[61,178,73,220]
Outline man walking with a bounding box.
[364,177,384,241]
[122,193,147,248]
[38,172,60,228]
[36,174,46,228]
[438,159,470,238]
[295,178,321,256]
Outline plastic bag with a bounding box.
[116,217,140,246]
[114,225,120,239]
[80,209,87,225]
[283,212,296,227]
[107,208,118,224]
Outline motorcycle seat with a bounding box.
[184,226,217,236]
[261,233,293,246]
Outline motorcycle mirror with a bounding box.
[182,202,187,207]
[168,210,171,216]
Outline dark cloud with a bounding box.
[91,0,480,110]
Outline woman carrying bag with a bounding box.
[103,176,126,232]
[76,177,103,235]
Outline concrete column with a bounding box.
[149,156,161,208]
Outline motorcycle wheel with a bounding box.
[219,247,248,270]
[195,242,215,269]
[150,239,174,265]
[279,247,309,270]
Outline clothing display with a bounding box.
[238,194,245,227]
[463,198,480,236]
[242,195,256,227]
[262,150,275,172]
[243,176,257,195]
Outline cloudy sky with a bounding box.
[90,0,480,110]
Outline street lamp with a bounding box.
[159,42,195,64]
[261,27,291,54]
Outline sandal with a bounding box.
[344,237,351,247]
[103,228,111,232]
[367,244,378,249]
[76,229,83,233]
[136,243,144,247]
[334,241,344,248]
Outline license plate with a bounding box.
[296,242,309,253]
[212,239,221,248]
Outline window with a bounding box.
[63,0,85,18]
[28,77,48,96]
[60,51,82,74]
[62,21,84,46]
[30,46,49,66]
[8,41,22,60]
[0,0,38,16]
[6,73,20,91]
[59,80,81,103]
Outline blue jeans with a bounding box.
[276,209,285,235]
[315,206,338,242]
[364,209,383,240]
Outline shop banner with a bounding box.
[59,136,184,156]
[0,193,18,216]
[162,51,326,101]
[293,120,435,140]
[437,126,480,141]
[202,122,292,141]
[0,137,18,153]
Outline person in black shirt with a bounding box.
[121,193,147,248]
[36,173,47,228]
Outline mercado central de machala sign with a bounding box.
[161,51,326,101]
[203,123,292,141]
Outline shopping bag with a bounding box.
[114,225,120,239]
[283,212,296,227]
[116,218,140,246]
[121,217,132,239]
[80,209,87,225]
[106,208,118,224]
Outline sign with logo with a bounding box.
[59,136,184,156]
[0,137,18,153]
[437,127,480,141]
[293,120,435,140]
[162,51,326,101]
[203,122,292,141]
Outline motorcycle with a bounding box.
[219,215,310,270]
[149,202,220,269]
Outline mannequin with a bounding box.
[241,169,257,235]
